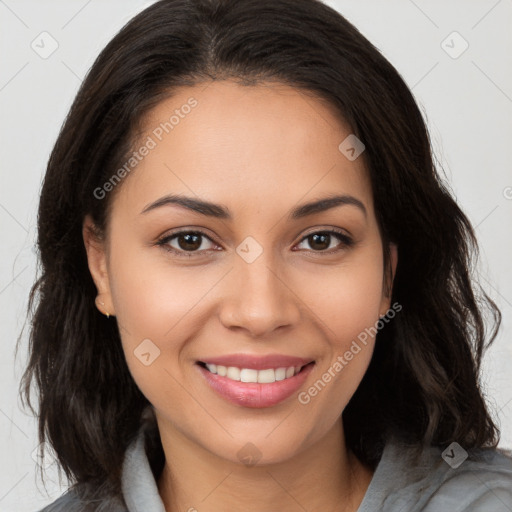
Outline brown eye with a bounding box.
[176,233,203,251]
[307,233,331,251]
[157,230,217,256]
[296,230,353,252]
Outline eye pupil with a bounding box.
[178,233,201,251]
[309,233,330,251]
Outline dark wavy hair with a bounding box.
[18,0,502,505]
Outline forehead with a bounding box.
[112,80,373,219]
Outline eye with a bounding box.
[294,229,353,253]
[156,228,354,258]
[156,230,219,257]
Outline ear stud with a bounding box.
[97,299,111,318]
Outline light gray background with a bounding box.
[1,0,511,510]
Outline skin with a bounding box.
[84,80,397,512]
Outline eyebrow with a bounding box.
[140,193,367,219]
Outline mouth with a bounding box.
[195,359,316,408]
[196,361,315,383]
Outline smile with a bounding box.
[203,363,303,383]
[196,360,316,408]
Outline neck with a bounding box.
[156,417,374,512]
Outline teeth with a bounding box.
[204,364,303,383]
[275,367,286,381]
[226,366,241,381]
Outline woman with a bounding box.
[19,0,512,510]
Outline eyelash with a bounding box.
[156,228,354,258]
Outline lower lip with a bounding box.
[197,362,315,408]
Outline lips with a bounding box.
[195,354,315,408]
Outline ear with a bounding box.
[379,242,398,316]
[83,214,115,316]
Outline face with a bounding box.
[84,80,397,465]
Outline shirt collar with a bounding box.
[121,422,167,512]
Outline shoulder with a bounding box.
[423,446,512,512]
[36,412,160,512]
[361,439,512,512]
[36,487,128,512]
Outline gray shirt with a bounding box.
[39,426,512,512]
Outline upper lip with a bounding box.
[198,354,314,370]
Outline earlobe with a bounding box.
[95,296,111,318]
[82,215,115,317]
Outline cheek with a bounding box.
[294,246,384,415]
[108,236,216,340]
[109,256,193,416]
[301,246,385,346]
[107,239,224,404]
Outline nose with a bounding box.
[218,253,301,338]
